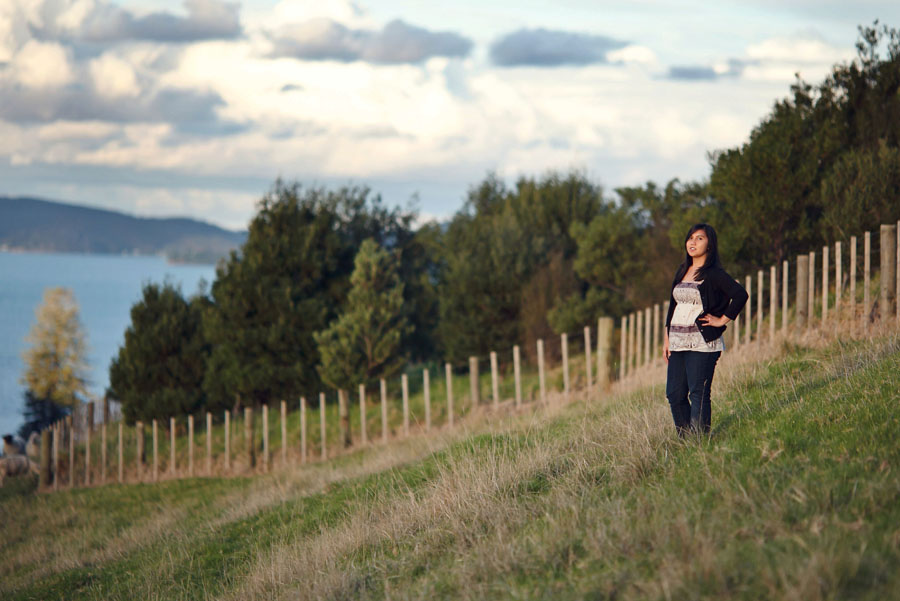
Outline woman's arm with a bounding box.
[698,268,748,327]
[717,269,749,320]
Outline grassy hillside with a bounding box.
[1,331,899,600]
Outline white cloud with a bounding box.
[607,44,657,66]
[266,0,372,30]
[745,34,848,64]
[9,39,75,88]
[0,0,876,226]
[89,52,141,97]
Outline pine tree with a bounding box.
[314,239,412,390]
[18,390,69,438]
[202,181,418,407]
[21,287,88,409]
[108,282,209,423]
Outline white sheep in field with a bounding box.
[0,455,39,487]
[2,434,25,457]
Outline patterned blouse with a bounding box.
[668,281,726,353]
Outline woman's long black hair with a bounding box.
[675,223,722,281]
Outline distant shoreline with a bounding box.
[0,247,219,266]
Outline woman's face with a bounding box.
[686,229,709,260]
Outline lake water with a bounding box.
[0,252,215,436]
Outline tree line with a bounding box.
[17,23,900,429]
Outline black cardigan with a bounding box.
[664,265,749,343]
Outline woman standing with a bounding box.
[664,224,747,436]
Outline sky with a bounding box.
[1,0,897,230]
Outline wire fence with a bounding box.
[20,220,900,492]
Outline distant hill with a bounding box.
[0,196,246,264]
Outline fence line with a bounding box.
[33,222,900,492]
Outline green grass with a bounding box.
[3,331,899,600]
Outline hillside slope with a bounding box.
[0,196,245,263]
[1,333,899,600]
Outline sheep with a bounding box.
[0,455,39,487]
[2,434,25,457]
[25,432,40,460]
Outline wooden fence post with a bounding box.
[835,242,842,317]
[797,255,809,329]
[634,311,644,371]
[757,270,764,340]
[537,338,546,404]
[136,420,144,482]
[40,429,51,488]
[262,404,269,471]
[68,415,74,488]
[188,415,194,476]
[822,245,829,326]
[205,411,212,475]
[359,385,367,445]
[170,417,176,477]
[469,356,479,409]
[224,411,230,472]
[631,311,638,371]
[652,304,660,364]
[152,419,158,482]
[381,379,389,441]
[808,251,816,331]
[445,364,454,428]
[52,424,59,491]
[597,317,613,392]
[100,422,107,484]
[319,393,327,460]
[769,265,777,340]
[423,370,431,431]
[245,407,255,469]
[85,420,91,486]
[864,231,871,330]
[880,224,897,322]
[513,345,522,409]
[340,389,352,448]
[850,235,857,327]
[117,422,123,483]
[584,326,593,397]
[782,260,789,333]
[402,374,410,437]
[490,351,500,410]
[561,333,570,400]
[281,401,287,467]
[300,397,307,464]
[644,307,651,366]
[744,275,752,344]
[620,316,627,380]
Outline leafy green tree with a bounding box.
[820,141,900,239]
[314,239,412,389]
[108,282,208,423]
[437,171,603,360]
[21,287,88,410]
[550,180,702,332]
[203,181,419,408]
[705,23,900,271]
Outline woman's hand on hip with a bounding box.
[698,314,730,328]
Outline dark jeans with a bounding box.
[666,350,721,435]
